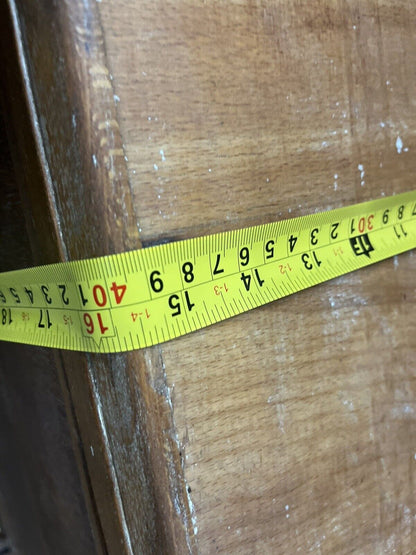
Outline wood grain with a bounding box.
[1,0,416,553]
[2,0,194,552]
[99,0,416,552]
[0,88,96,553]
[100,0,416,242]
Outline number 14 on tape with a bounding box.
[0,190,415,352]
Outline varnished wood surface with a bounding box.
[100,1,416,552]
[1,0,415,553]
[101,0,416,242]
[2,0,193,552]
[0,103,96,553]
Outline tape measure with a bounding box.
[0,190,415,353]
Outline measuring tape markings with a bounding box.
[0,191,415,352]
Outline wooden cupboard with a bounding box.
[0,1,415,552]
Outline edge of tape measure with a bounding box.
[1,190,415,353]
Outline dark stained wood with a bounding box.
[1,0,194,552]
[1,0,416,553]
[98,0,416,551]
[0,103,96,553]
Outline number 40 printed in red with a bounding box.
[78,281,125,343]
[78,281,127,308]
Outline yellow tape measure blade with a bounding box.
[0,190,415,352]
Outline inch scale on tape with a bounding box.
[0,190,415,353]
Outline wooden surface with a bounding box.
[0,96,96,553]
[100,1,416,552]
[1,0,416,553]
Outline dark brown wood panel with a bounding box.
[1,0,194,552]
[0,104,96,553]
[99,0,416,552]
[1,0,415,553]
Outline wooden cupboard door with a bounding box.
[1,0,416,553]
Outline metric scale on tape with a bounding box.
[0,190,415,353]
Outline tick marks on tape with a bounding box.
[0,191,415,353]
